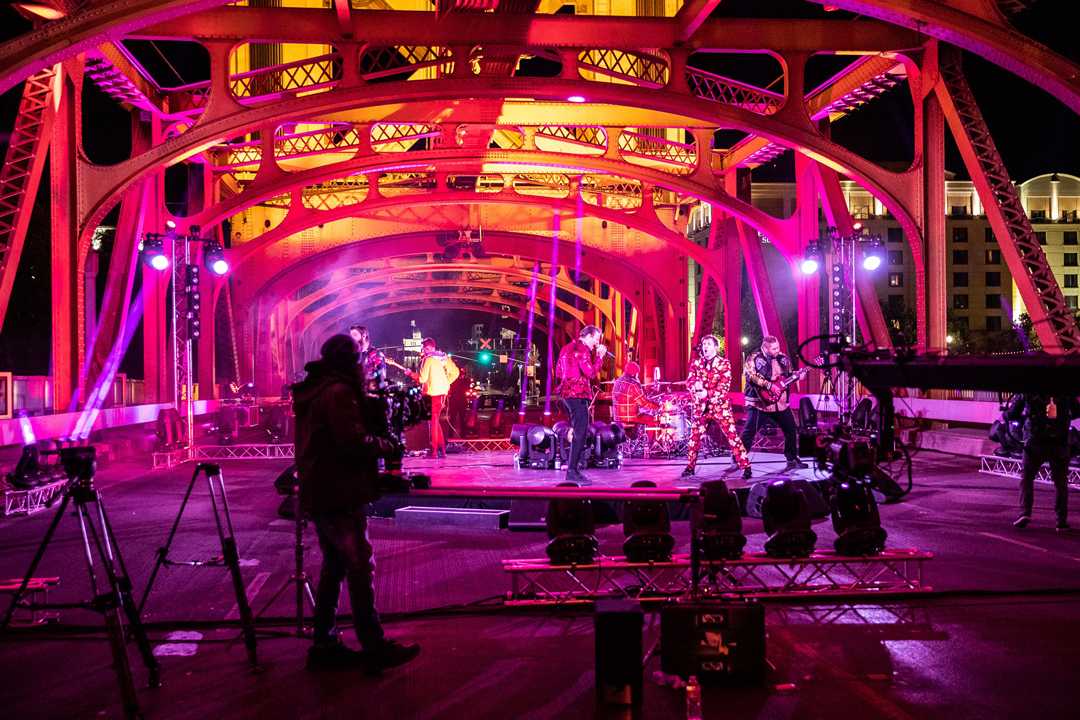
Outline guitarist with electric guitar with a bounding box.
[740,335,816,473]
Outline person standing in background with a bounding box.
[417,337,460,458]
[1009,393,1079,531]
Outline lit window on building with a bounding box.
[888,273,903,287]
[953,294,969,310]
[1065,274,1079,289]
[986,316,1003,330]
[952,227,968,242]
[953,272,969,287]
[985,293,1001,309]
[1065,231,1078,246]
[1066,296,1079,309]
[985,249,1001,264]
[985,271,1001,286]
[952,250,968,264]
[888,250,904,265]
[1066,253,1079,267]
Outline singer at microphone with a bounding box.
[553,325,606,484]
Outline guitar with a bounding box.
[383,356,418,381]
[758,355,822,403]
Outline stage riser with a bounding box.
[395,506,509,530]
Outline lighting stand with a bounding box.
[815,227,883,424]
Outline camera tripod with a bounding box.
[258,465,316,637]
[138,462,258,668]
[1,461,161,720]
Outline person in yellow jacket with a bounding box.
[417,338,460,458]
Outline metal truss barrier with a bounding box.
[1,479,66,517]
[152,439,509,468]
[448,438,514,452]
[979,454,1080,490]
[503,549,931,606]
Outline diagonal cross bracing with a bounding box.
[0,66,55,329]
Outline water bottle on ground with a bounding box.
[685,675,702,720]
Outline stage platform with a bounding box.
[403,449,802,492]
[3,451,1080,719]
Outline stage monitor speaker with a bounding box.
[595,599,643,706]
[744,478,829,519]
[508,499,547,531]
[660,601,766,685]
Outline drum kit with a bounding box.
[642,381,692,455]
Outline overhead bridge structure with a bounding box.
[1,0,1078,411]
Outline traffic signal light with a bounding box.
[478,351,493,365]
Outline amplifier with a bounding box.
[660,600,766,685]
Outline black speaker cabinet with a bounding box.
[660,601,766,685]
[595,599,643,706]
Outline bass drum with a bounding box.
[655,392,691,441]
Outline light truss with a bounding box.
[1,479,66,517]
[979,454,1080,490]
[503,549,932,606]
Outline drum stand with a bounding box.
[138,462,259,668]
[1,471,161,720]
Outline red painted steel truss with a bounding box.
[1,2,1078,411]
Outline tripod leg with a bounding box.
[294,514,307,637]
[204,466,259,668]
[79,502,143,720]
[97,496,162,688]
[1,492,71,629]
[138,465,203,615]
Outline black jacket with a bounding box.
[743,350,794,407]
[1005,393,1080,445]
[292,361,382,515]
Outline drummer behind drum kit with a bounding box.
[642,381,692,455]
[623,381,725,458]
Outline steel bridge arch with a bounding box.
[228,191,719,288]
[4,2,1080,117]
[188,147,789,251]
[284,262,611,331]
[241,230,670,322]
[301,286,588,346]
[297,296,578,375]
[80,76,922,255]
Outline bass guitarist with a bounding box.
[740,335,809,473]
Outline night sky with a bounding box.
[0,2,1078,374]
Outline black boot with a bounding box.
[366,639,421,674]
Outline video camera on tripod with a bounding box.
[364,382,432,471]
[798,423,878,480]
[45,445,98,484]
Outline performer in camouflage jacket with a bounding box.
[682,335,750,478]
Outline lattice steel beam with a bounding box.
[937,47,1080,353]
[504,549,932,606]
[0,66,55,330]
[979,454,1080,489]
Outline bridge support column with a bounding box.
[795,154,822,389]
[49,60,82,412]
[924,91,948,353]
